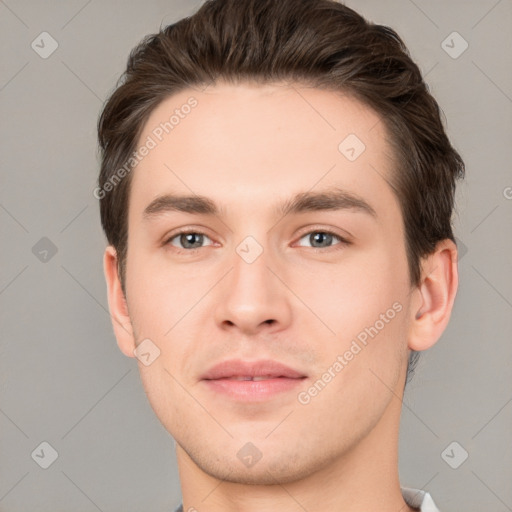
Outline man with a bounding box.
[97,0,464,510]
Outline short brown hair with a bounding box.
[97,0,464,342]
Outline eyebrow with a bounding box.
[142,187,377,221]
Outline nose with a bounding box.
[214,240,293,336]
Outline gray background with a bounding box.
[0,0,511,510]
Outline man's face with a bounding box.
[120,81,416,483]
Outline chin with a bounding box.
[182,438,334,486]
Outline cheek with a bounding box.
[290,243,403,330]
[125,247,213,384]
[125,240,203,338]
[289,243,409,384]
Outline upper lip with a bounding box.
[201,359,307,380]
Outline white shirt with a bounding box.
[402,487,441,511]
[173,487,441,511]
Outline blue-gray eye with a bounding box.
[297,231,343,248]
[169,232,213,249]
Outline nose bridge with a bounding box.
[214,233,292,333]
[232,235,272,294]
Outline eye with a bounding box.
[166,231,214,250]
[163,228,350,252]
[296,230,349,249]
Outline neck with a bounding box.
[175,396,416,512]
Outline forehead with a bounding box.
[129,81,399,224]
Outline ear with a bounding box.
[103,245,136,358]
[408,238,459,351]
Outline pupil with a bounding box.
[182,233,202,248]
[312,232,331,247]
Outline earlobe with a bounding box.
[408,239,459,351]
[103,245,136,358]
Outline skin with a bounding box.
[104,81,458,512]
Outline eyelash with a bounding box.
[163,228,351,253]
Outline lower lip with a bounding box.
[202,377,306,401]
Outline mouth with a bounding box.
[201,359,307,401]
[217,375,292,381]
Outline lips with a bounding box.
[201,359,306,381]
[201,359,307,402]
[223,375,278,381]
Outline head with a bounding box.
[98,0,463,485]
